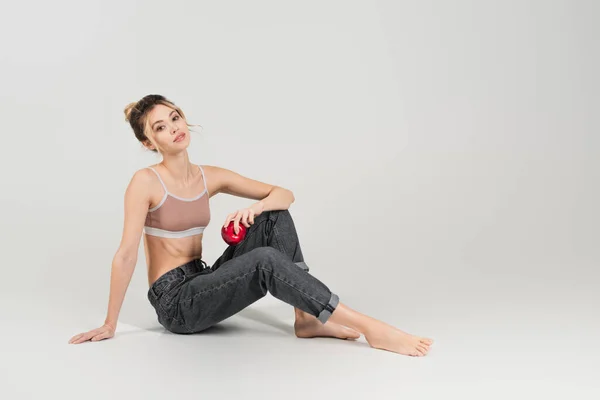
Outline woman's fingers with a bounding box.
[241,211,251,228]
[80,331,97,342]
[69,325,114,344]
[91,332,110,342]
[223,212,236,228]
[241,209,255,229]
[68,334,82,344]
[71,333,91,344]
[71,334,90,344]
[234,216,246,234]
[224,209,255,233]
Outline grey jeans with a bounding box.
[147,209,340,334]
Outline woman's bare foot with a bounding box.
[294,309,360,340]
[365,321,433,357]
[327,302,434,357]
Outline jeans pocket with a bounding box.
[163,275,186,300]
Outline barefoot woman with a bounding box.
[68,94,433,356]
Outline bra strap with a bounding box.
[147,167,168,193]
[198,165,210,196]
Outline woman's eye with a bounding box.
[155,116,178,132]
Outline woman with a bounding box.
[68,94,433,357]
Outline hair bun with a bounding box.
[123,102,138,122]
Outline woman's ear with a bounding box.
[142,139,155,151]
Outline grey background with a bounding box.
[1,0,598,398]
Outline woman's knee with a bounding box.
[249,246,282,260]
[272,209,292,220]
[259,209,292,222]
[247,247,288,270]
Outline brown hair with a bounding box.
[123,94,200,153]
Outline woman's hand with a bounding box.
[68,323,115,344]
[223,202,264,235]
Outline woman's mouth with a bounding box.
[174,133,185,142]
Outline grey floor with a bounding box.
[4,262,598,400]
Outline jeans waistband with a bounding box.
[148,258,210,302]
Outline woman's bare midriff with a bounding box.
[145,233,205,287]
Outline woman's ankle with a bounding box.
[329,302,371,334]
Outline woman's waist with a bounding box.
[145,236,203,280]
[148,257,210,298]
[147,253,204,287]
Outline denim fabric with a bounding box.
[147,209,340,334]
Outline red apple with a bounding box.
[221,222,247,245]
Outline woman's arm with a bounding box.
[104,169,152,328]
[69,170,151,344]
[104,255,136,329]
[207,165,295,211]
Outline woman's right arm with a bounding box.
[68,169,152,344]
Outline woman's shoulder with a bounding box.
[135,165,158,177]
[127,167,158,190]
[199,163,217,170]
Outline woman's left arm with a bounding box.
[207,165,295,228]
[252,186,295,214]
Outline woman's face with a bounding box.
[145,104,189,153]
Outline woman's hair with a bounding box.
[123,94,200,153]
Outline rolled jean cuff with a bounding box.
[317,292,339,324]
[294,261,309,272]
